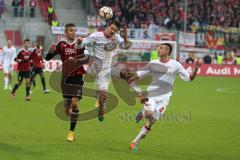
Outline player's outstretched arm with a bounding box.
[189,58,203,81]
[45,44,57,61]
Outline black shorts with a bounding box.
[32,67,43,75]
[61,75,84,100]
[18,71,31,81]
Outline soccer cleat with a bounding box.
[8,85,12,90]
[43,89,50,94]
[136,110,143,123]
[11,93,16,99]
[67,131,75,142]
[25,96,31,101]
[4,86,8,90]
[130,142,138,151]
[98,108,104,122]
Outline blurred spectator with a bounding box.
[94,0,240,30]
[186,52,195,64]
[216,53,224,65]
[51,18,59,27]
[225,51,235,65]
[203,55,212,64]
[48,4,54,25]
[19,0,24,17]
[0,0,5,19]
[236,56,240,65]
[29,0,37,18]
[12,0,19,17]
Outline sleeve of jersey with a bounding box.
[45,42,61,60]
[116,33,124,44]
[136,63,151,78]
[82,33,97,46]
[177,62,191,82]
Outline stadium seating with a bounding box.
[37,0,57,23]
[52,0,87,26]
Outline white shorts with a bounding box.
[87,58,126,91]
[3,63,13,74]
[144,96,170,120]
[87,58,111,91]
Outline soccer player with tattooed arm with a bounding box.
[45,23,89,142]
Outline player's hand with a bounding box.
[76,37,83,45]
[49,44,56,53]
[68,57,75,60]
[194,58,203,68]
[76,37,83,49]
[24,56,30,60]
[120,26,128,41]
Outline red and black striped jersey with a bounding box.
[55,40,86,76]
[31,48,44,68]
[16,49,32,72]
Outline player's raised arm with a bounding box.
[119,26,132,49]
[45,44,57,61]
[189,58,202,81]
[178,58,202,81]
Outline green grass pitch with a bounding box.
[0,72,239,160]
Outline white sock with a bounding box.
[4,77,8,87]
[133,125,150,144]
[128,80,142,96]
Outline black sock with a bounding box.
[12,84,19,93]
[41,77,46,90]
[26,86,31,97]
[70,109,79,131]
[32,79,36,88]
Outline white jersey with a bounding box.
[2,46,17,64]
[83,31,124,68]
[137,59,191,98]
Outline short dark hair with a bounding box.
[107,20,121,30]
[161,43,172,55]
[24,39,30,43]
[65,23,76,30]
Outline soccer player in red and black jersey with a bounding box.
[30,41,50,94]
[45,23,89,142]
[11,39,32,101]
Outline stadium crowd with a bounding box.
[95,0,240,31]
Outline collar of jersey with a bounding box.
[65,39,77,45]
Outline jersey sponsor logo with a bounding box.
[104,42,117,51]
[64,48,77,55]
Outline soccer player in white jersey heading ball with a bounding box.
[129,43,202,151]
[82,20,130,121]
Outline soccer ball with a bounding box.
[99,6,113,20]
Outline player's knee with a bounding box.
[145,110,154,118]
[71,97,79,107]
